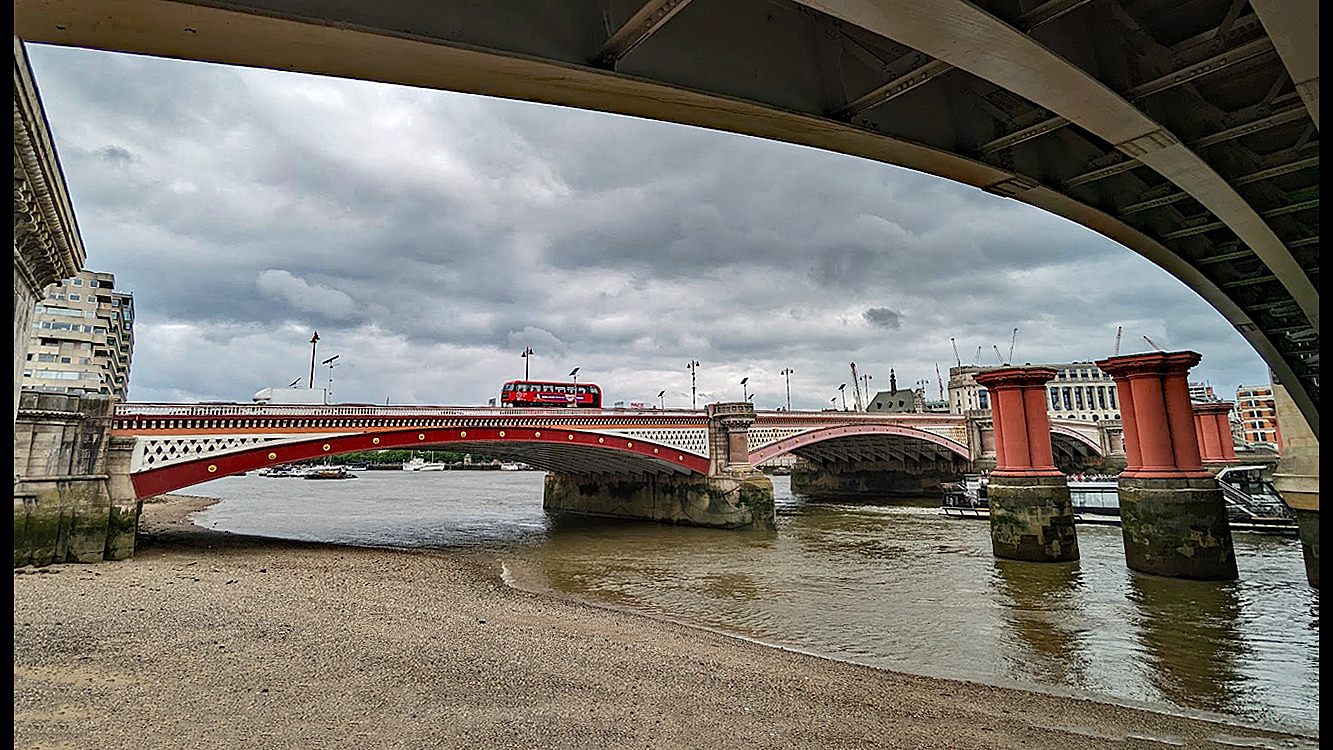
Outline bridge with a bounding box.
[109,402,1112,499]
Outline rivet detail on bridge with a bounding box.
[598,437,604,443]
[568,434,574,440]
[372,438,379,445]
[678,455,683,461]
[499,431,506,437]
[534,431,541,438]
[419,434,425,440]
[627,441,633,448]
[268,452,277,460]
[653,448,659,453]
[460,431,467,438]
[323,444,331,451]
[208,465,217,473]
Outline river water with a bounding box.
[190,470,1318,732]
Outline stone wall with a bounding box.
[543,472,775,530]
[14,391,141,567]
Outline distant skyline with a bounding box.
[26,43,1273,409]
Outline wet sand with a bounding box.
[13,495,1318,750]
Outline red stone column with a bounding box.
[973,367,1076,562]
[973,367,1061,478]
[1193,401,1237,462]
[1095,351,1236,580]
[1095,352,1211,479]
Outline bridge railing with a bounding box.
[112,403,713,419]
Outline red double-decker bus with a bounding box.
[500,380,602,408]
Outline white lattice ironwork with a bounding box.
[585,427,710,457]
[130,433,341,472]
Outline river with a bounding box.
[190,469,1318,732]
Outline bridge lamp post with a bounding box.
[321,354,340,404]
[569,367,579,384]
[740,377,749,402]
[657,390,666,409]
[838,383,847,411]
[781,368,794,411]
[687,360,700,409]
[862,373,872,405]
[521,348,534,380]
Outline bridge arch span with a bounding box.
[1048,424,1106,458]
[129,426,709,499]
[749,423,971,465]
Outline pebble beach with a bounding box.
[13,494,1319,750]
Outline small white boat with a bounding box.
[402,456,449,471]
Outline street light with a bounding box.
[657,390,666,409]
[322,354,340,404]
[838,383,847,411]
[287,377,302,388]
[687,360,700,409]
[569,367,580,384]
[740,377,749,402]
[781,368,794,411]
[521,347,534,380]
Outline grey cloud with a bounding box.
[864,308,902,329]
[25,44,1273,408]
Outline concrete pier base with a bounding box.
[1292,509,1318,588]
[1117,477,1237,580]
[788,466,956,499]
[543,472,776,530]
[987,475,1079,562]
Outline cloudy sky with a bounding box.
[27,43,1272,410]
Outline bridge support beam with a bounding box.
[541,403,775,530]
[789,463,961,499]
[975,367,1078,563]
[1271,381,1318,588]
[1192,401,1239,464]
[1098,352,1236,580]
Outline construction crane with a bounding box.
[950,338,962,368]
[993,345,1004,364]
[1143,334,1164,352]
[935,364,945,401]
[1007,328,1018,364]
[1112,326,1122,356]
[849,362,865,411]
[975,346,983,364]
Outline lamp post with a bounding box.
[838,383,847,411]
[322,354,340,404]
[740,377,749,402]
[657,390,666,409]
[307,331,319,388]
[781,368,794,411]
[862,373,872,406]
[569,367,580,384]
[687,360,700,409]
[521,348,534,380]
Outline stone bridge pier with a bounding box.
[1271,381,1318,588]
[1097,352,1236,581]
[974,367,1078,563]
[542,403,775,530]
[14,392,141,567]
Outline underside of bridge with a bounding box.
[778,433,970,498]
[15,0,1319,433]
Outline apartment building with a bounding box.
[1235,384,1281,448]
[949,362,1120,422]
[22,270,134,399]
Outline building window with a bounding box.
[978,391,989,410]
[1108,388,1117,409]
[72,278,82,286]
[1075,387,1084,410]
[1062,388,1072,411]
[1050,389,1060,410]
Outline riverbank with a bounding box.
[14,495,1317,749]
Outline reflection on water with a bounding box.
[192,471,1318,731]
[1128,573,1247,716]
[991,558,1089,690]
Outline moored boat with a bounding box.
[303,466,356,480]
[941,469,1297,534]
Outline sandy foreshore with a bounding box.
[14,495,1318,750]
